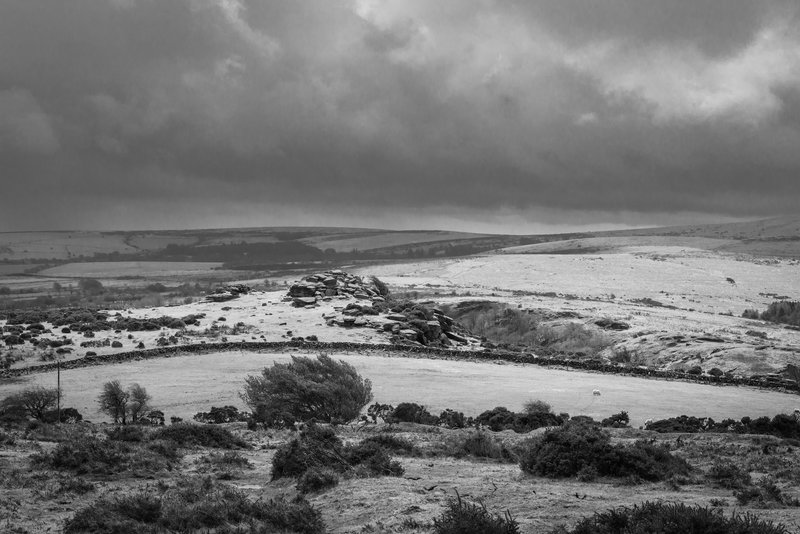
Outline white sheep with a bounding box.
[644,418,653,427]
[592,389,601,396]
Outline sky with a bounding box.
[1,0,799,234]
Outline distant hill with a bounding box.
[1,216,798,264]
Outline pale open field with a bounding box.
[3,351,798,426]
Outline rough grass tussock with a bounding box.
[549,501,792,534]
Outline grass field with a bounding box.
[38,261,225,278]
[3,351,797,425]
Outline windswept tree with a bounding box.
[1,386,60,421]
[241,353,372,427]
[98,381,152,424]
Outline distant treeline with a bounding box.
[743,300,800,327]
[19,239,513,268]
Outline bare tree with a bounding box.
[98,380,129,424]
[127,383,151,424]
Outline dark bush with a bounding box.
[193,405,249,424]
[242,353,372,427]
[388,402,438,425]
[433,493,519,534]
[552,501,791,534]
[35,435,176,475]
[64,477,325,534]
[271,423,403,481]
[476,406,564,433]
[438,409,467,428]
[601,411,630,428]
[519,421,689,481]
[150,423,248,449]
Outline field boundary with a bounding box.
[2,341,799,395]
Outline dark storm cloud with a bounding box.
[0,0,798,232]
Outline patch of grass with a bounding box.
[438,431,515,462]
[360,433,418,455]
[198,451,252,469]
[64,476,325,534]
[734,477,800,508]
[150,423,249,449]
[550,501,791,534]
[707,462,752,489]
[433,493,519,534]
[297,467,340,494]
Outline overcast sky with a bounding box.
[1,0,799,233]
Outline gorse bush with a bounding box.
[64,476,325,534]
[193,405,249,424]
[550,501,791,534]
[647,413,800,439]
[433,493,519,534]
[519,421,689,481]
[271,423,403,485]
[476,406,564,433]
[242,353,372,427]
[387,402,438,425]
[34,435,177,475]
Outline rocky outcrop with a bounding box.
[206,284,251,302]
[287,270,384,307]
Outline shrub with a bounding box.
[40,407,83,424]
[552,501,791,534]
[388,402,437,425]
[271,423,403,481]
[193,405,249,424]
[522,399,551,415]
[433,493,519,534]
[150,423,248,449]
[601,411,630,428]
[242,353,372,427]
[476,406,564,433]
[438,409,467,428]
[64,477,325,534]
[35,435,176,475]
[519,421,689,481]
